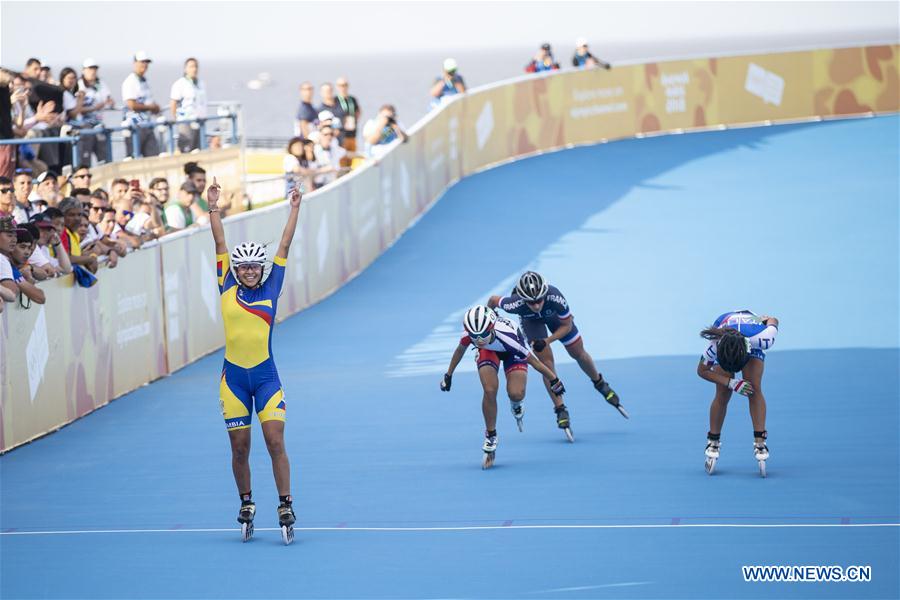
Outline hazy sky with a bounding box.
[1,0,897,67]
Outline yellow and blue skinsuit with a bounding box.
[217,253,288,430]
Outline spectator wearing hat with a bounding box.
[121,50,161,158]
[57,198,98,273]
[165,182,196,230]
[312,125,347,188]
[0,216,21,306]
[430,58,467,109]
[169,57,208,153]
[335,77,361,153]
[33,170,62,207]
[525,43,561,73]
[295,82,318,138]
[77,58,114,165]
[572,38,611,70]
[29,213,71,277]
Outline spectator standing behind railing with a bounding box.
[10,172,35,222]
[121,51,161,158]
[572,38,611,70]
[317,83,345,143]
[335,78,360,153]
[7,228,46,305]
[0,177,20,223]
[295,82,318,138]
[28,213,71,277]
[170,58,207,153]
[525,43,560,73]
[165,181,196,230]
[22,221,53,279]
[147,177,171,232]
[33,170,62,207]
[0,68,14,180]
[0,216,19,312]
[362,104,408,160]
[283,137,325,195]
[77,59,114,165]
[10,75,56,174]
[429,58,466,109]
[312,125,347,188]
[57,198,98,273]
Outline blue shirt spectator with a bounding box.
[430,58,466,109]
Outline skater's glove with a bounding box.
[728,378,754,396]
[549,378,566,395]
[531,338,547,352]
[440,373,452,392]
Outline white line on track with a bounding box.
[1,523,898,536]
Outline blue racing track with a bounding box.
[2,115,898,599]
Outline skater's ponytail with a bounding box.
[700,327,750,373]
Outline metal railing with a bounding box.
[0,111,241,167]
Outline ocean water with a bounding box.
[66,31,888,142]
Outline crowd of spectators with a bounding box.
[0,52,211,179]
[1,36,611,313]
[0,160,227,313]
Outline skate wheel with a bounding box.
[281,524,294,545]
[241,521,254,542]
[564,428,575,443]
[482,452,495,470]
[705,457,716,475]
[758,460,767,478]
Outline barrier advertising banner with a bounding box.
[2,44,896,452]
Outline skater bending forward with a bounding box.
[696,310,778,476]
[489,271,628,433]
[209,180,302,536]
[440,305,566,464]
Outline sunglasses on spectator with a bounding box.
[89,205,103,211]
[0,188,12,194]
[122,210,134,218]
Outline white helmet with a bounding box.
[231,242,267,280]
[463,305,497,337]
[515,271,548,301]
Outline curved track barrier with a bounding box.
[1,44,897,452]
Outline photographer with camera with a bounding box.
[429,58,466,110]
[362,104,408,160]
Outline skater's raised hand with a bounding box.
[287,186,303,208]
[728,378,754,396]
[549,377,566,396]
[440,373,452,392]
[207,176,221,211]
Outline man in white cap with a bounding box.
[121,50,161,158]
[77,58,114,165]
[572,38,611,70]
[429,58,466,109]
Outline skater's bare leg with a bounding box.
[505,369,526,403]
[261,420,291,497]
[534,345,565,409]
[742,358,767,442]
[228,428,251,495]
[479,365,500,431]
[564,337,600,381]
[708,365,733,435]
